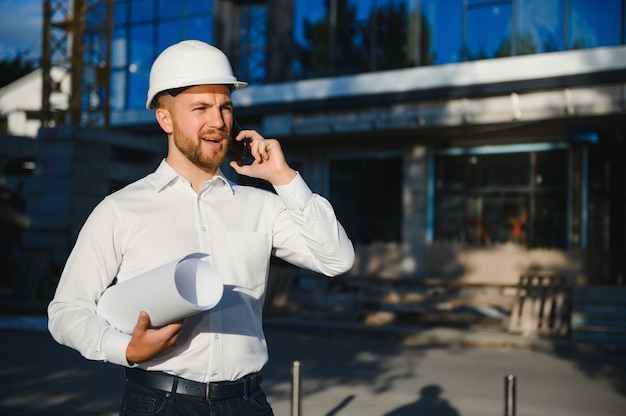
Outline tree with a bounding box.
[294,1,435,79]
[372,2,435,70]
[372,2,412,70]
[296,0,365,79]
[0,51,37,89]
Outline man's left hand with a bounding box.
[229,130,297,186]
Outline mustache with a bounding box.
[201,129,229,140]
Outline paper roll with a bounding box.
[97,253,223,334]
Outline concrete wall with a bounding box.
[349,240,624,286]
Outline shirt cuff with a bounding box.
[273,172,314,211]
[101,328,134,367]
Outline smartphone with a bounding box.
[228,119,250,166]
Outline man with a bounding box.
[48,40,355,415]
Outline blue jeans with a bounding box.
[119,378,275,416]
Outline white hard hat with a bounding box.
[146,40,248,110]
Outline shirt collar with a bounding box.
[151,159,235,194]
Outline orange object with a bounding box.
[475,218,491,244]
[508,211,528,244]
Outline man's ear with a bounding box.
[155,107,173,134]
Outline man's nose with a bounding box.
[205,107,226,130]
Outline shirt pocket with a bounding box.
[226,232,271,298]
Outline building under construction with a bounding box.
[2,0,625,341]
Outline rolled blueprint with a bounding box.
[97,253,223,334]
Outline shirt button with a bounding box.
[201,227,207,232]
[211,372,219,378]
[214,334,220,340]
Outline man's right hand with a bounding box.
[125,311,184,365]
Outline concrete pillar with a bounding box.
[403,145,429,277]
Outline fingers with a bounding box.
[237,130,270,163]
[230,130,295,185]
[163,320,184,344]
[126,314,185,365]
[247,138,281,166]
[136,310,151,330]
[256,139,272,162]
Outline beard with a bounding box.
[172,127,229,170]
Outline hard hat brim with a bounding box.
[146,80,248,110]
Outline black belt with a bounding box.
[125,368,262,401]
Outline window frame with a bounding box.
[429,142,572,248]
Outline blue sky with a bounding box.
[0,0,42,61]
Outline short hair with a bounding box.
[149,86,193,110]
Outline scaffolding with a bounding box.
[40,0,112,128]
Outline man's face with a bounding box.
[165,84,234,170]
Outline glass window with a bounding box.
[187,0,213,14]
[113,0,128,26]
[110,0,216,110]
[588,146,609,192]
[435,195,466,242]
[333,0,371,75]
[536,150,568,188]
[293,0,329,78]
[290,0,625,79]
[534,194,567,247]
[468,194,529,245]
[127,71,147,109]
[588,195,610,249]
[294,0,326,48]
[434,147,568,248]
[568,0,623,49]
[587,145,611,249]
[468,153,529,188]
[330,156,403,245]
[293,0,417,78]
[186,15,213,42]
[421,0,463,64]
[112,28,128,68]
[128,23,154,109]
[130,0,154,23]
[157,20,183,53]
[465,1,513,59]
[158,0,182,19]
[518,0,564,54]
[372,0,416,69]
[435,154,466,191]
[110,70,126,111]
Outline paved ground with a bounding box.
[0,316,625,416]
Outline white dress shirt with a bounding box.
[48,160,354,383]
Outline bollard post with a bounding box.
[291,360,302,416]
[504,374,516,416]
